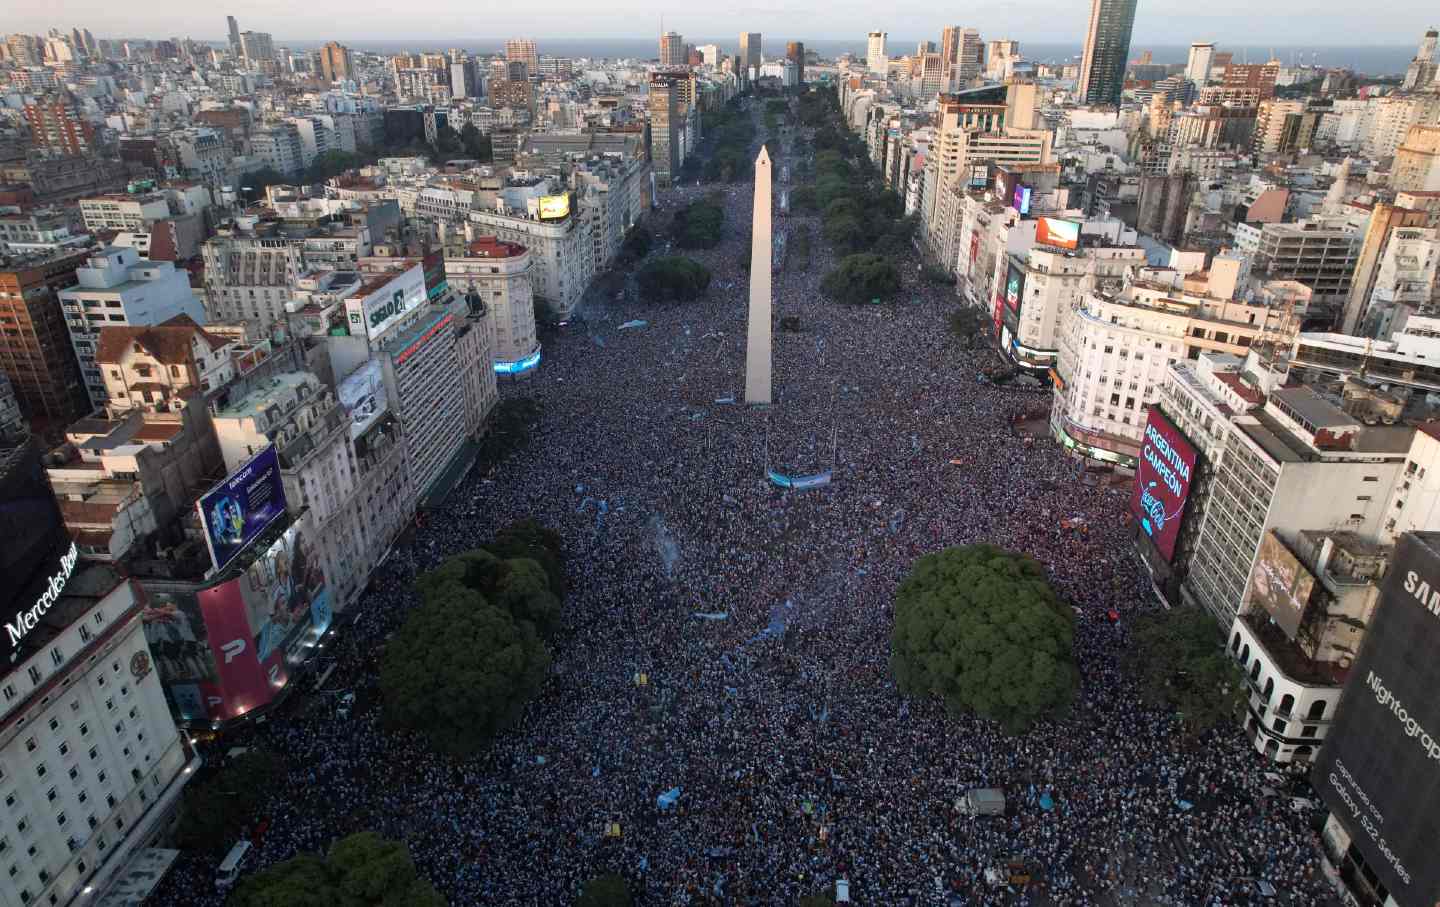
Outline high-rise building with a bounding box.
[986,40,1020,80]
[1222,61,1281,99]
[6,33,42,66]
[867,31,888,75]
[226,14,241,55]
[1078,0,1138,107]
[505,38,539,79]
[740,32,762,80]
[698,44,722,67]
[786,41,805,84]
[1186,41,1215,84]
[660,31,686,67]
[1403,27,1439,90]
[0,249,93,426]
[444,238,538,374]
[649,71,684,187]
[22,93,94,156]
[320,41,352,82]
[239,30,274,64]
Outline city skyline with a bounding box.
[7,4,1437,47]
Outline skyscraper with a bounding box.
[320,41,352,83]
[739,32,762,80]
[505,38,539,79]
[1186,42,1215,84]
[227,15,241,56]
[956,28,983,86]
[660,31,686,67]
[786,41,805,84]
[1078,0,1138,107]
[867,31,888,75]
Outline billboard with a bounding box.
[1314,532,1440,906]
[344,263,427,340]
[537,194,570,220]
[1248,531,1316,638]
[2,438,76,658]
[145,523,331,722]
[198,445,287,573]
[1130,406,1198,562]
[1036,217,1081,251]
[1013,184,1032,215]
[1004,262,1025,314]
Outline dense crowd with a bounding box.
[149,108,1337,906]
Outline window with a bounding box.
[35,764,46,779]
[2,685,14,702]
[49,648,62,667]
[46,788,56,802]
[25,738,36,752]
[79,722,88,737]
[28,666,41,684]
[55,812,66,828]
[57,742,68,757]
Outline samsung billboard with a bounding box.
[198,445,287,573]
[1129,406,1198,563]
[1314,531,1440,906]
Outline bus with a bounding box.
[215,840,252,890]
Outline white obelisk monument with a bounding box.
[745,146,773,405]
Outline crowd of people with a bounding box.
[149,104,1338,906]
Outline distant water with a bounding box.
[297,38,1414,76]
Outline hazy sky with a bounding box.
[10,1,1436,47]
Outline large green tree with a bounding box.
[891,545,1077,733]
[230,832,446,907]
[381,555,553,754]
[576,873,632,907]
[637,256,712,302]
[1125,607,1248,736]
[669,198,725,249]
[820,253,901,305]
[175,749,281,852]
[485,518,567,601]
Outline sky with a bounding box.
[9,1,1436,48]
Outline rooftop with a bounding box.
[213,371,314,420]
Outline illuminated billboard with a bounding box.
[1130,406,1198,562]
[344,263,428,341]
[1004,263,1025,314]
[537,194,570,220]
[493,347,542,375]
[2,438,76,659]
[1013,184,1032,215]
[1314,532,1440,906]
[198,445,287,573]
[143,524,330,723]
[1035,217,1080,251]
[1248,531,1316,639]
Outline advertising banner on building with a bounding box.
[197,445,287,573]
[1130,406,1198,562]
[1036,217,1081,251]
[1013,184,1032,215]
[148,523,330,723]
[344,263,427,341]
[1248,531,1317,639]
[1314,532,1440,906]
[537,195,571,220]
[1004,262,1025,314]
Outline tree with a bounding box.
[381,567,552,755]
[637,256,712,302]
[230,832,446,907]
[891,545,1077,733]
[620,226,652,263]
[949,307,987,342]
[821,253,901,305]
[239,167,290,200]
[175,749,282,852]
[669,200,725,249]
[479,397,541,466]
[576,873,632,907]
[922,264,956,285]
[485,518,568,604]
[458,122,492,161]
[1125,607,1248,737]
[417,547,562,636]
[820,213,866,254]
[304,150,363,184]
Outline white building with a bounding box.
[58,248,206,408]
[201,228,305,330]
[78,195,170,234]
[467,186,592,319]
[444,237,538,374]
[867,31,887,75]
[1185,42,1215,84]
[0,572,197,907]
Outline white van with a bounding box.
[216,840,252,890]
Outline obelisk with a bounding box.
[745,146,773,405]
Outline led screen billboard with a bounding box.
[537,194,570,220]
[1248,531,1317,639]
[1036,217,1081,251]
[198,445,287,573]
[1013,184,1032,215]
[1313,531,1440,906]
[1004,263,1025,314]
[1130,406,1198,562]
[143,523,330,722]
